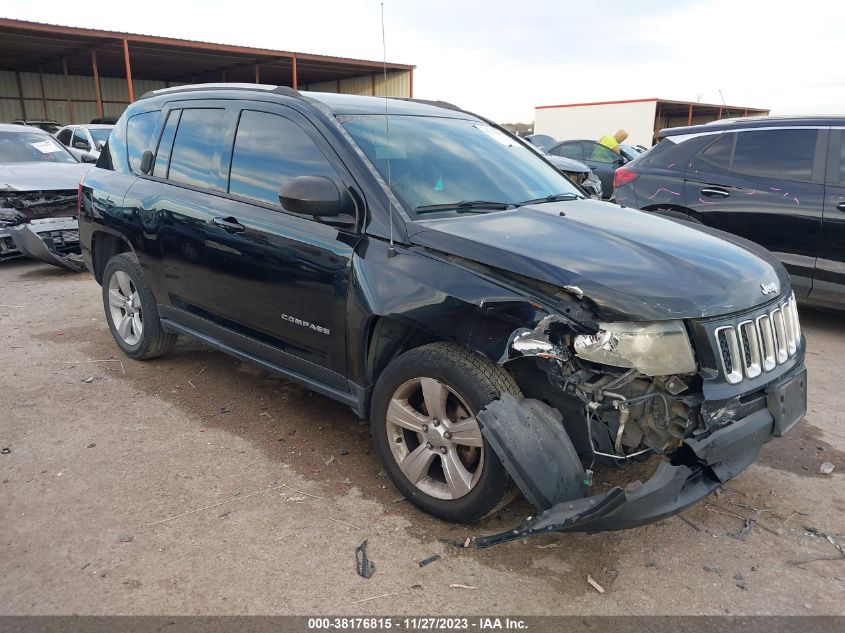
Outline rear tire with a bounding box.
[370,342,521,523]
[102,253,177,360]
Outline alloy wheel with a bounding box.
[385,377,485,500]
[107,270,143,346]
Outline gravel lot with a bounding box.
[1,260,843,615]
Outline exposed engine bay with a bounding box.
[0,190,85,271]
[473,304,806,546]
[504,316,703,461]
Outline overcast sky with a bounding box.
[6,0,843,122]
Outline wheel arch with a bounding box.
[91,230,134,284]
[363,317,443,388]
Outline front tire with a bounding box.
[102,253,177,360]
[370,342,521,523]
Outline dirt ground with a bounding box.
[1,259,843,616]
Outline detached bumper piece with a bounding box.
[7,218,85,272]
[475,368,806,548]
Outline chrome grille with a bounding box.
[714,293,801,385]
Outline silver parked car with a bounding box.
[54,124,114,163]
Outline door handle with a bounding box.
[837,202,845,212]
[700,187,730,199]
[212,216,245,233]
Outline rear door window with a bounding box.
[57,129,72,145]
[732,129,818,182]
[228,110,339,208]
[167,108,225,189]
[552,143,583,160]
[699,129,820,182]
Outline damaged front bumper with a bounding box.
[475,364,807,547]
[1,217,84,271]
[1,189,84,271]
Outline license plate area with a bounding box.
[766,367,807,437]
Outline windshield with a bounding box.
[339,115,581,218]
[89,128,113,145]
[0,131,77,164]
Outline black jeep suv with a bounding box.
[79,85,806,546]
[613,116,845,310]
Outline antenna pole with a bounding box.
[718,89,731,118]
[382,2,397,258]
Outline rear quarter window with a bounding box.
[126,111,161,174]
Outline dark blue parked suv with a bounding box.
[613,116,845,309]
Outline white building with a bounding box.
[534,98,769,148]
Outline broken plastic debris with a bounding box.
[449,583,476,590]
[418,554,441,568]
[586,575,605,594]
[727,518,756,541]
[356,539,375,579]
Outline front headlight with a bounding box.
[573,320,696,376]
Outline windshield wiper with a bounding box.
[517,192,580,206]
[415,200,514,214]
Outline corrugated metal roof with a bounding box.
[0,18,415,69]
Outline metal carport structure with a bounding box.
[0,18,415,124]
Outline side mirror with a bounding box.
[140,150,154,175]
[81,154,97,163]
[73,140,90,150]
[279,176,355,218]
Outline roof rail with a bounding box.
[139,82,303,101]
[392,97,463,112]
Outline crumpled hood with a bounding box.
[408,199,790,321]
[0,162,93,192]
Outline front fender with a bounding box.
[347,239,587,384]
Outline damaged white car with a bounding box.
[0,124,92,271]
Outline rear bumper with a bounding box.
[476,363,807,547]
